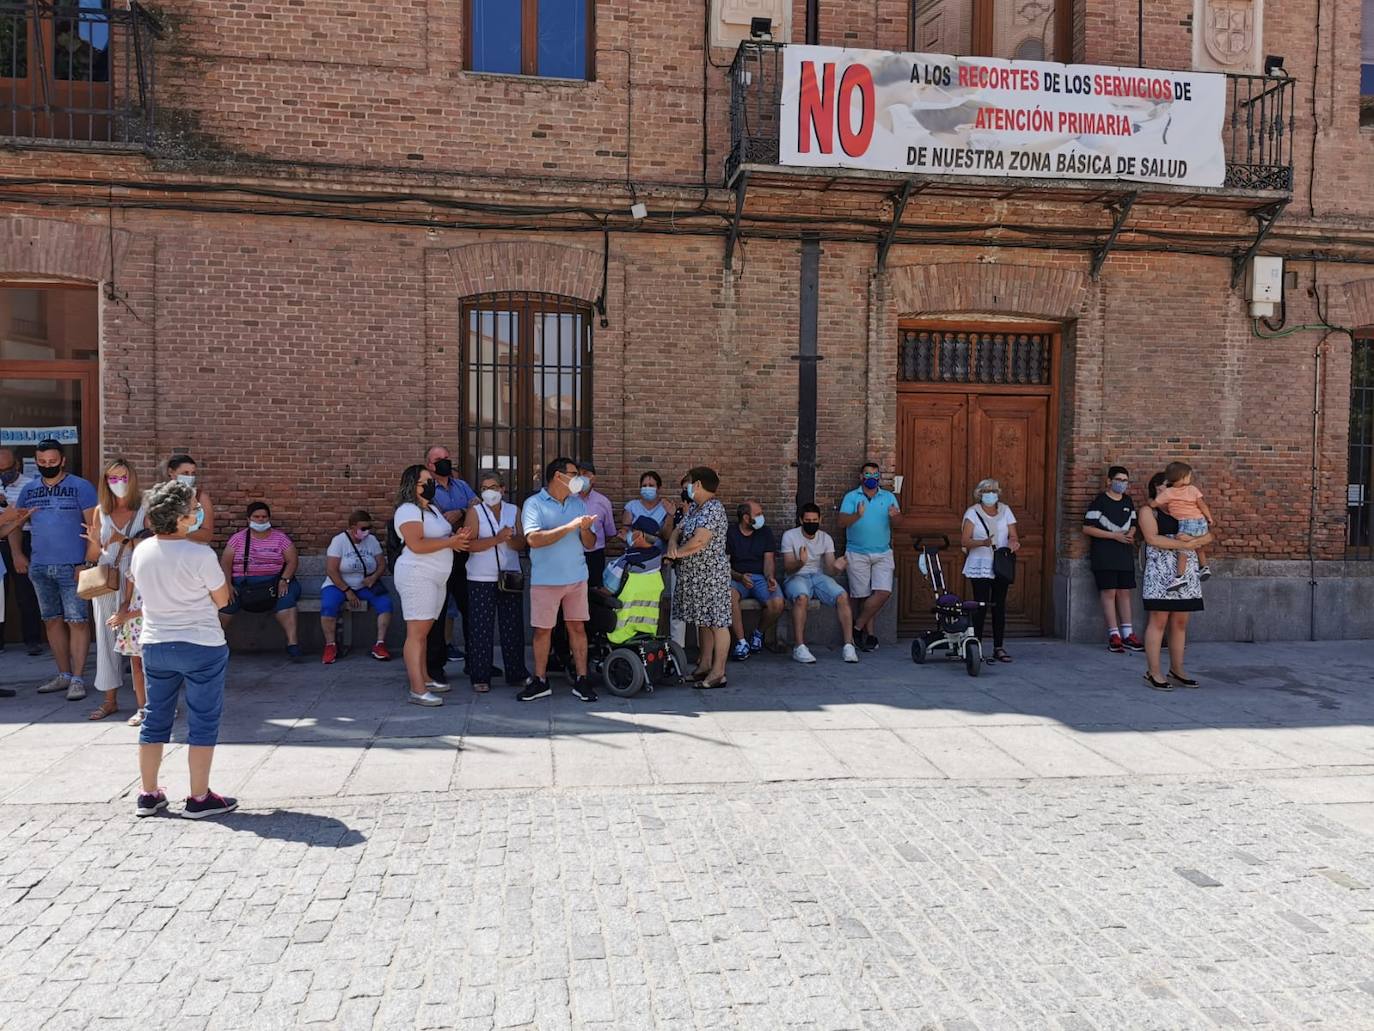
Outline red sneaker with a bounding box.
[1123,633,1146,652]
[321,643,338,665]
[370,642,392,661]
[1107,633,1125,653]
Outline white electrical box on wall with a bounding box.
[1248,255,1284,318]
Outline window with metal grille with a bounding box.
[899,329,1052,385]
[1349,335,1374,559]
[460,293,593,501]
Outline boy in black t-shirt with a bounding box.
[1082,466,1143,653]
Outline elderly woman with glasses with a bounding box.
[960,477,1020,663]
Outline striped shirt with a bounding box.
[225,528,294,578]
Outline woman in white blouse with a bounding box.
[960,477,1020,664]
[462,471,530,694]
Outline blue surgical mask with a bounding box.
[186,507,205,534]
[862,475,880,490]
[640,486,658,502]
[686,482,697,501]
[568,475,589,496]
[981,492,999,507]
[752,515,765,530]
[249,520,271,533]
[1111,480,1129,493]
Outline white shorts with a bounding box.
[393,561,449,622]
[846,549,894,598]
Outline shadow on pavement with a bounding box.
[212,809,366,847]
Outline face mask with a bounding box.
[981,492,999,507]
[801,523,819,537]
[1110,480,1129,494]
[185,507,205,535]
[108,479,129,498]
[352,528,371,541]
[38,465,62,480]
[420,479,437,502]
[568,475,590,496]
[176,474,196,488]
[686,483,698,502]
[862,475,880,490]
[640,486,658,502]
[249,519,271,532]
[752,515,765,530]
[432,459,453,478]
[0,467,16,485]
[481,489,502,507]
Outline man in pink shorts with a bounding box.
[519,456,599,702]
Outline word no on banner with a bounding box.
[778,45,1227,188]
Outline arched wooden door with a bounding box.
[894,322,1060,636]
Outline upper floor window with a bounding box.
[467,0,593,80]
[910,0,1071,63]
[1363,0,1374,127]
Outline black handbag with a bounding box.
[480,504,526,594]
[976,510,1017,584]
[346,533,388,597]
[236,529,284,613]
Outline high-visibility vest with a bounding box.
[607,570,664,644]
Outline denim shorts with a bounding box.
[1177,517,1209,538]
[730,573,782,605]
[220,575,302,615]
[29,563,89,623]
[320,583,394,619]
[784,572,847,607]
[139,641,230,747]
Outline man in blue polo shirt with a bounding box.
[6,440,99,700]
[520,456,599,703]
[837,460,900,652]
[424,444,478,684]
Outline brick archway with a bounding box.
[886,261,1089,320]
[0,215,130,281]
[445,241,603,302]
[1330,278,1374,330]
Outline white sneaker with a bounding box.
[792,644,817,664]
[65,680,87,701]
[842,643,859,663]
[425,679,452,694]
[407,690,444,707]
[36,674,69,694]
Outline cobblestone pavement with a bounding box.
[1,642,1373,1029]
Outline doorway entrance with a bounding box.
[894,322,1060,636]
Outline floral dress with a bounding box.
[114,586,143,656]
[672,499,731,628]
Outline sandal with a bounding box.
[994,648,1013,663]
[473,683,490,694]
[686,669,711,683]
[88,701,119,721]
[1143,672,1173,691]
[1167,669,1200,688]
[699,676,728,689]
[126,707,147,727]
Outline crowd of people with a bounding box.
[0,437,1214,815]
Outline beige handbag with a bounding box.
[76,539,129,601]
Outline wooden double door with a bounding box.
[893,324,1059,636]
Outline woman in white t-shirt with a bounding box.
[320,509,394,666]
[462,471,530,694]
[127,480,236,820]
[392,465,471,706]
[960,477,1021,664]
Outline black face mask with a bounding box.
[433,459,453,478]
[801,523,820,537]
[420,480,437,501]
[38,465,63,480]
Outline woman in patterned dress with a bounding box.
[668,466,731,688]
[1139,470,1213,691]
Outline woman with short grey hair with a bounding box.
[960,477,1020,663]
[127,480,237,819]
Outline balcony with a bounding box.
[727,41,1295,207]
[0,1,161,150]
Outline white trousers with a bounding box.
[91,591,126,693]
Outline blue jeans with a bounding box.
[29,563,89,623]
[139,642,230,747]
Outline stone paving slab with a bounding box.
[0,780,1373,1030]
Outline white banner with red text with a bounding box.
[777,45,1227,188]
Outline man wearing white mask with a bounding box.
[727,499,783,661]
[166,455,215,545]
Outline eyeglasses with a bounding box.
[355,527,372,533]
[107,476,129,484]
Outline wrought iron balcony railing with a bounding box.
[727,42,1295,196]
[0,0,161,148]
